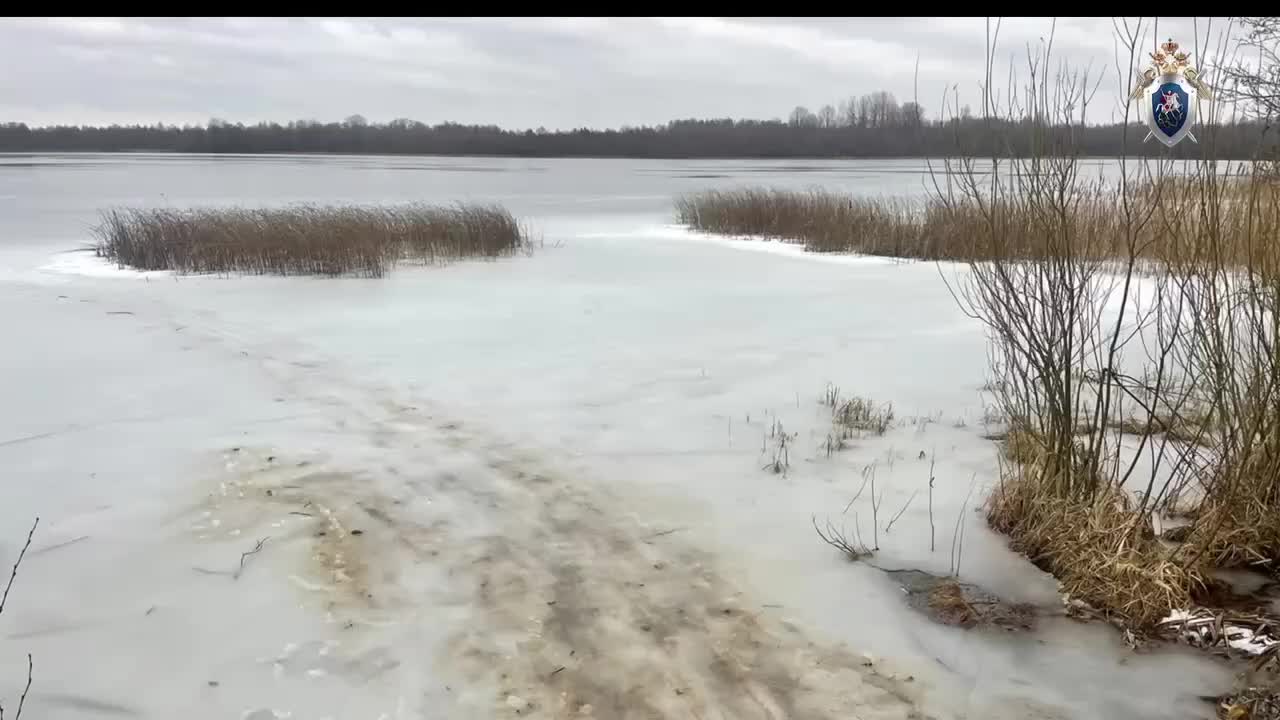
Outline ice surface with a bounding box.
[1,155,1236,720]
[39,249,172,280]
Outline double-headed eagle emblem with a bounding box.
[1128,39,1213,147]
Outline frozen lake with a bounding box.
[0,154,1231,719]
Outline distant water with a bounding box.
[0,153,1143,254]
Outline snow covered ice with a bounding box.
[0,155,1237,719]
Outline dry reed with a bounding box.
[94,203,529,277]
[986,457,1204,628]
[675,179,1280,267]
[832,395,895,437]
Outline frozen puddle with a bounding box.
[1,231,1238,720]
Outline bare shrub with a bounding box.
[812,515,873,561]
[1166,162,1280,572]
[786,20,1280,641]
[940,19,1241,631]
[958,157,1279,620]
[94,203,530,277]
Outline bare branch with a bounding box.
[928,452,937,552]
[812,515,872,561]
[13,655,31,720]
[842,472,872,515]
[233,537,271,580]
[884,490,919,534]
[1,518,38,618]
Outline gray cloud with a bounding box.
[0,17,1239,129]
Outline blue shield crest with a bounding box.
[1150,81,1189,139]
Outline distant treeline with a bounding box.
[1,116,1274,159]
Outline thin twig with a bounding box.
[1,518,39,618]
[951,474,978,577]
[870,468,882,550]
[842,473,872,514]
[234,537,270,580]
[885,490,920,534]
[644,527,687,540]
[812,514,871,560]
[928,452,937,552]
[14,654,31,720]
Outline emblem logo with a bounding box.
[1129,40,1213,148]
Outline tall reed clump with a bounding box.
[676,181,1280,268]
[942,19,1280,630]
[674,188,930,258]
[94,203,529,277]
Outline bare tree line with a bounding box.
[0,100,1272,159]
[788,91,928,129]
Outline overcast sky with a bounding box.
[0,17,1240,129]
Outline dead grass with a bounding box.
[925,579,1035,630]
[675,188,935,259]
[675,180,1280,267]
[925,581,983,627]
[1218,688,1280,720]
[999,426,1046,465]
[94,203,530,277]
[823,385,894,438]
[986,458,1206,629]
[1188,496,1280,572]
[834,396,895,436]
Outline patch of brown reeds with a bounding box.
[94,203,529,277]
[1188,489,1280,573]
[674,188,931,259]
[674,179,1280,267]
[997,425,1047,465]
[831,394,895,437]
[986,455,1207,629]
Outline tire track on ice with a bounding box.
[443,446,931,720]
[168,312,930,718]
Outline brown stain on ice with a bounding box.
[192,422,928,720]
[438,454,929,720]
[190,459,396,612]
